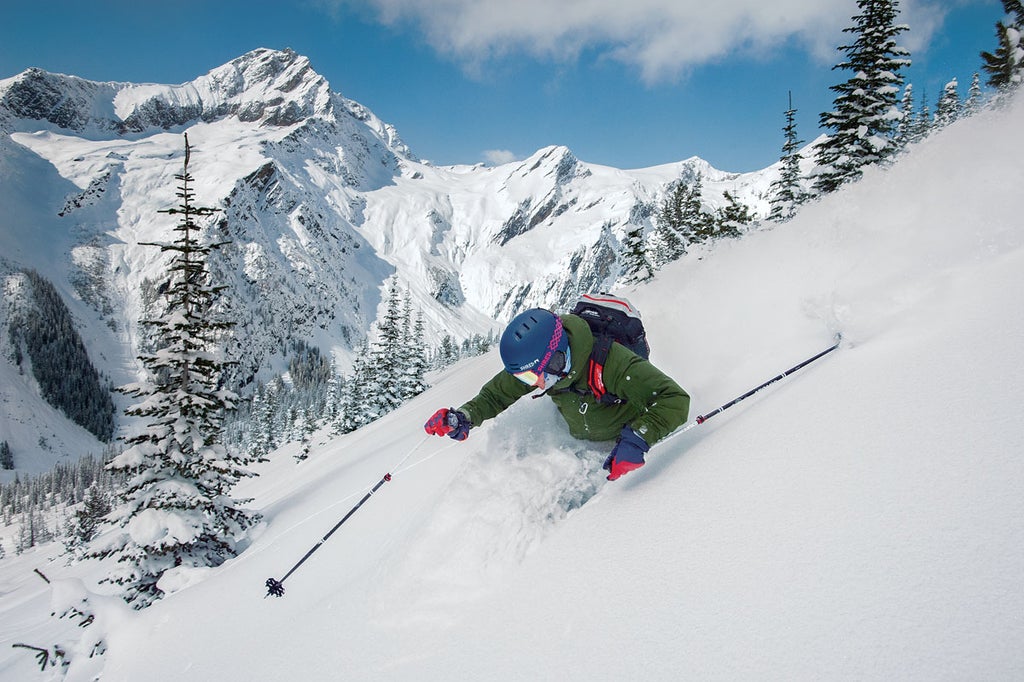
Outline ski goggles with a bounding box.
[511,368,549,388]
[511,349,569,388]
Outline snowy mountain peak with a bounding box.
[114,47,335,131]
[0,49,338,136]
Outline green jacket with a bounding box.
[459,314,690,444]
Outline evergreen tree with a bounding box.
[248,381,277,458]
[64,485,113,558]
[0,441,12,470]
[400,308,430,401]
[768,91,810,222]
[964,72,985,116]
[934,78,962,128]
[370,280,405,415]
[676,174,716,245]
[893,83,916,151]
[981,0,1024,91]
[87,134,260,608]
[620,224,654,283]
[324,373,345,424]
[338,341,373,433]
[815,0,912,194]
[336,283,431,433]
[714,191,754,239]
[437,335,459,367]
[913,88,934,142]
[650,181,689,267]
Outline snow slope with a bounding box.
[2,94,1023,680]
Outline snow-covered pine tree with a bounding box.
[893,83,916,151]
[436,335,459,368]
[64,485,112,558]
[676,174,716,245]
[620,223,655,283]
[324,372,345,424]
[370,280,405,415]
[768,92,810,222]
[333,285,430,433]
[714,191,754,239]
[964,73,985,115]
[913,88,934,142]
[934,79,962,128]
[981,0,1024,91]
[248,381,278,458]
[814,0,912,194]
[399,302,429,402]
[337,341,372,433]
[649,181,689,267]
[88,134,260,607]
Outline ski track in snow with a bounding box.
[374,399,610,627]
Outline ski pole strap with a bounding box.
[695,338,840,425]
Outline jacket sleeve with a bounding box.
[603,345,690,444]
[458,370,535,427]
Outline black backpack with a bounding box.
[569,293,650,405]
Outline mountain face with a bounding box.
[0,48,781,473]
[1,49,351,135]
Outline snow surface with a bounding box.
[2,93,1023,680]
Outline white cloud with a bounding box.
[331,0,969,83]
[482,149,520,165]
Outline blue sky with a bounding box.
[0,0,1003,171]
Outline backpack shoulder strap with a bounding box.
[585,333,626,405]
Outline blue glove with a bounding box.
[603,426,649,481]
[424,408,472,441]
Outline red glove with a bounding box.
[424,408,472,441]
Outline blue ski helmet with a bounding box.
[499,308,568,374]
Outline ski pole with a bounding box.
[661,335,842,444]
[265,435,429,598]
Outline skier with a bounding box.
[425,308,690,480]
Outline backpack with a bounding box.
[569,293,650,405]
